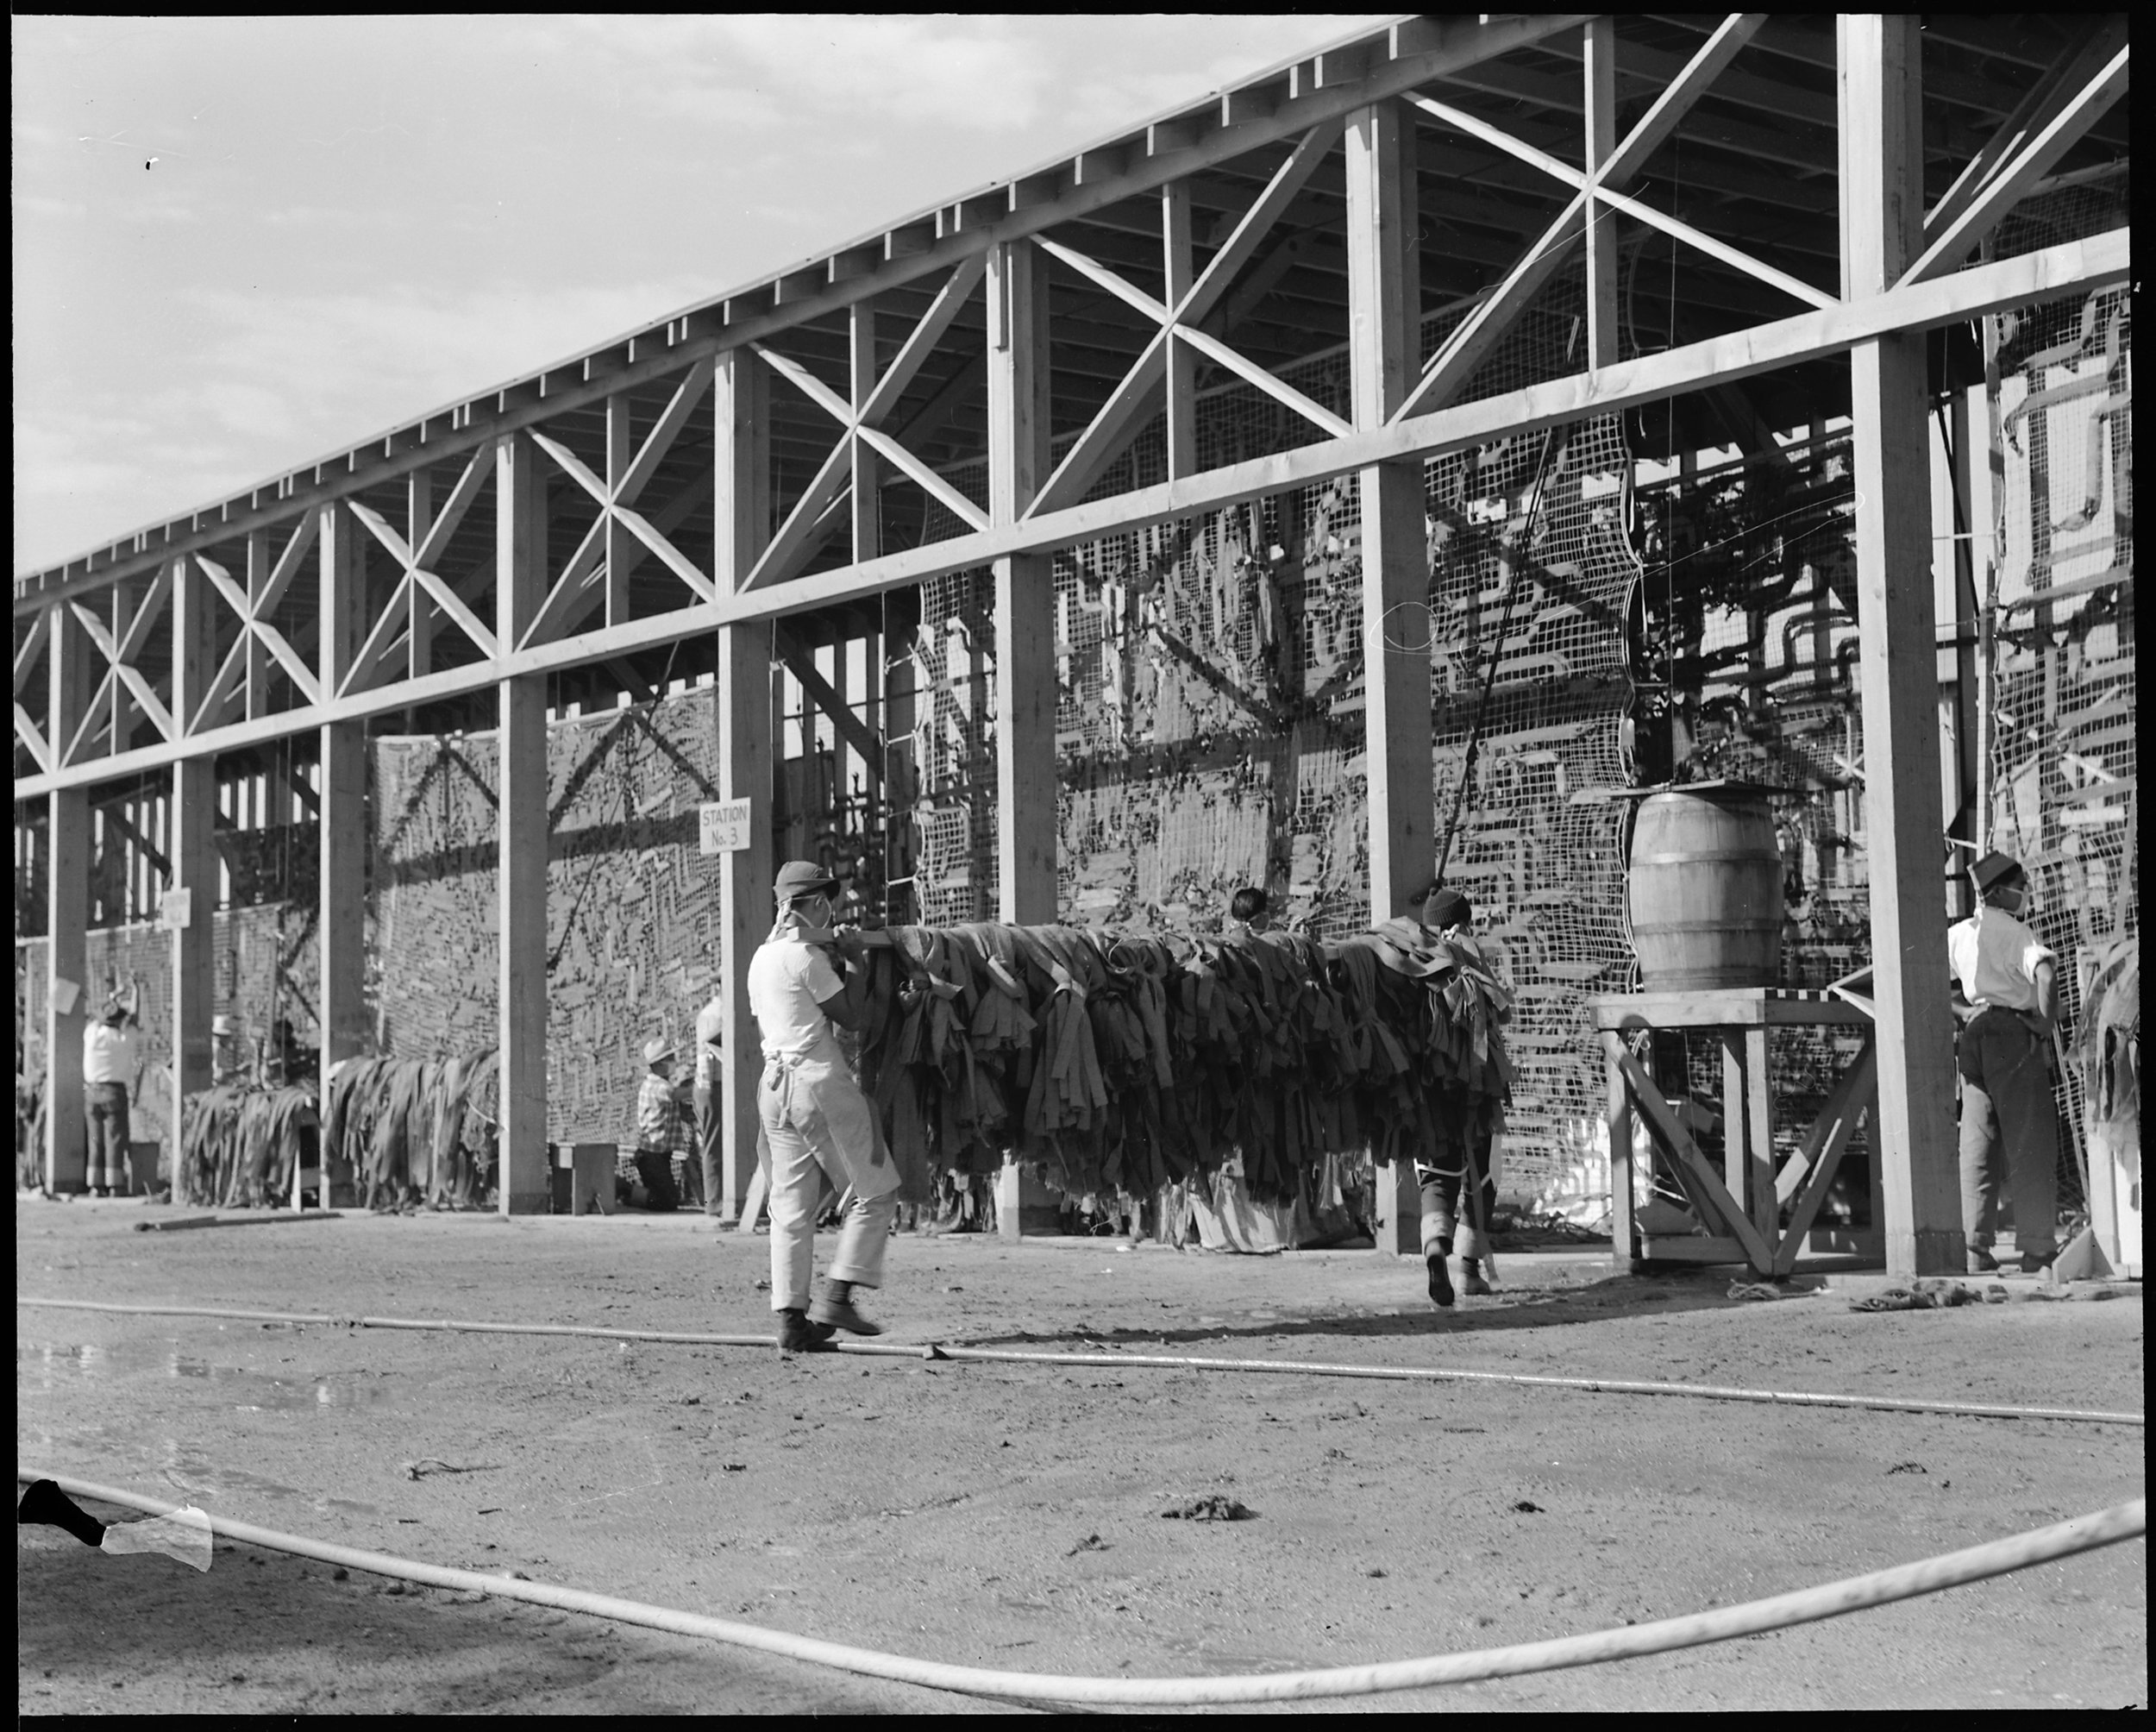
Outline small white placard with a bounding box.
[160,888,194,931]
[51,977,82,1017]
[699,798,753,855]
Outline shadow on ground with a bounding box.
[16,1512,1007,1716]
[955,1270,1777,1351]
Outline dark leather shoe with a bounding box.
[809,1292,883,1336]
[2019,1251,2053,1276]
[1426,1253,1455,1308]
[776,1309,837,1352]
[1966,1246,2000,1274]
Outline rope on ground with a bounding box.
[14,1468,2146,1707]
[16,1296,2145,1426]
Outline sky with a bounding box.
[12,14,1391,577]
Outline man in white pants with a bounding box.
[748,860,900,1352]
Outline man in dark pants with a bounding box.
[1412,885,1501,1306]
[1950,850,2062,1275]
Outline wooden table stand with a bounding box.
[1592,989,1881,1279]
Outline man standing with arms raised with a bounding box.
[749,861,900,1352]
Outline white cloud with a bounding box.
[15,274,713,568]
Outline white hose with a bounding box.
[16,1468,2144,1707]
[17,1296,2146,1426]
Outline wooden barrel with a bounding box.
[1627,788,1783,990]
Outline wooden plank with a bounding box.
[1603,1030,1637,1271]
[1744,1025,1777,1244]
[1588,990,1878,1030]
[857,426,991,532]
[1924,18,2125,244]
[849,302,880,565]
[1583,18,1620,373]
[744,436,856,593]
[1634,1236,1750,1264]
[1349,96,1430,932]
[13,603,49,695]
[11,229,2130,800]
[990,237,1056,928]
[497,428,551,1217]
[1031,234,1169,324]
[318,498,369,1118]
[171,756,216,1157]
[1162,182,1196,481]
[45,603,91,1189]
[1772,1043,1878,1277]
[775,626,881,769]
[1413,91,1834,311]
[1720,1029,1747,1208]
[1901,45,2128,286]
[617,355,715,507]
[610,505,716,603]
[715,347,773,1225]
[14,704,51,773]
[411,444,492,572]
[858,253,987,430]
[1840,15,1964,1279]
[1618,1051,1775,1271]
[1176,324,1353,438]
[750,342,853,428]
[605,393,633,627]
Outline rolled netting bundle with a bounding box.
[848,919,1513,1207]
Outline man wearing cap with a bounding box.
[1411,882,1503,1307]
[210,1014,246,1088]
[1949,851,2062,1274]
[81,983,141,1197]
[749,860,900,1352]
[628,1035,686,1209]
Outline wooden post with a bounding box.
[1349,97,1427,1256]
[1163,181,1196,480]
[990,235,1061,1239]
[716,349,774,1224]
[1583,18,1620,373]
[171,555,218,1193]
[319,505,370,1152]
[44,603,91,1195]
[497,433,551,1215]
[1840,16,1963,1277]
[1603,1031,1637,1273]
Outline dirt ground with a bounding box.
[16,1194,2147,1715]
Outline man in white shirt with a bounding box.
[692,993,725,1219]
[81,985,141,1197]
[1948,850,2061,1274]
[749,860,899,1352]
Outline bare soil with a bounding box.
[16,1195,2147,1714]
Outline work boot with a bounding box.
[1425,1252,1455,1308]
[1966,1245,2000,1274]
[1459,1258,1493,1297]
[2019,1250,2054,1276]
[810,1279,883,1336]
[775,1308,837,1353]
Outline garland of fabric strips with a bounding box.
[848,920,1514,1205]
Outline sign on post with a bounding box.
[698,798,753,856]
[160,888,194,931]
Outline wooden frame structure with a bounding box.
[14,16,2128,1272]
[1595,988,1881,1277]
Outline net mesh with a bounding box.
[1983,166,2134,1212]
[899,268,1642,1202]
